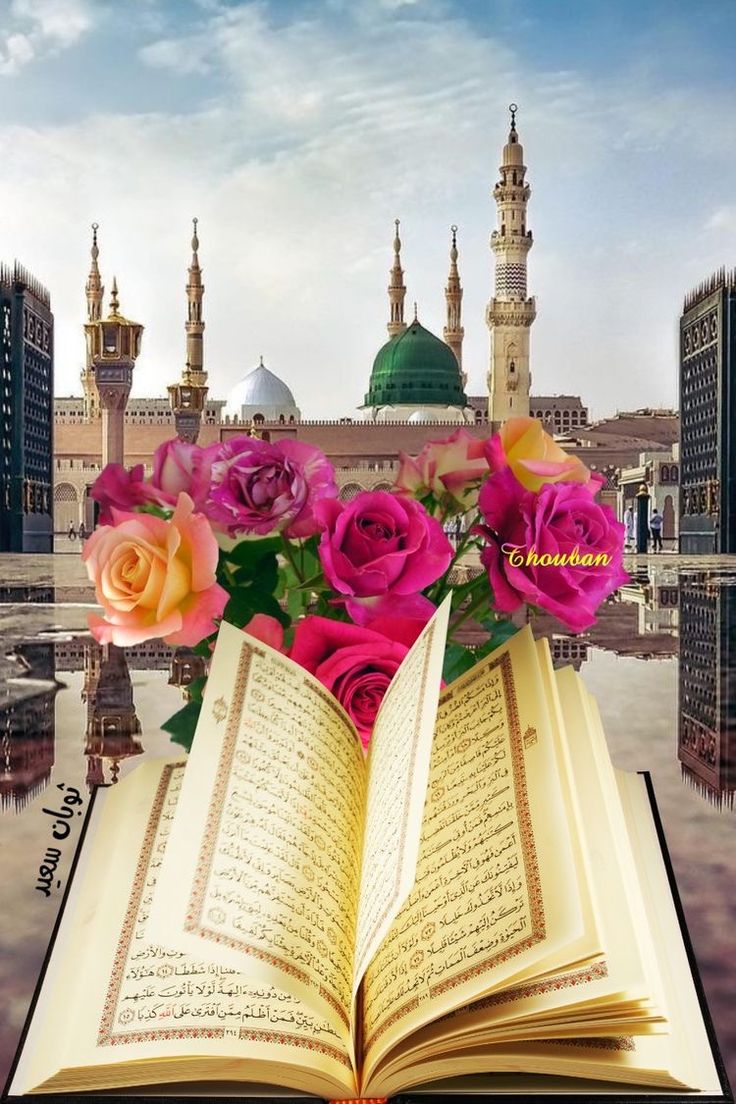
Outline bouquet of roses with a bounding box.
[83,416,627,751]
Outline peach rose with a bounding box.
[485,416,593,493]
[394,427,489,509]
[83,493,227,647]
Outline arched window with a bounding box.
[253,413,265,425]
[339,483,364,501]
[475,409,483,424]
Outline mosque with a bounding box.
[53,108,677,534]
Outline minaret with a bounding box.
[85,279,143,466]
[168,218,209,442]
[82,641,143,790]
[81,223,103,421]
[387,218,407,338]
[487,104,536,425]
[443,224,465,387]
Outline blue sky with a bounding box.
[1,0,735,419]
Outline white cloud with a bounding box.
[1,2,736,421]
[0,0,93,75]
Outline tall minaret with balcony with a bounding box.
[168,218,209,443]
[443,224,465,387]
[487,104,536,424]
[85,280,142,467]
[387,219,407,338]
[81,223,103,421]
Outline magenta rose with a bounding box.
[151,438,219,512]
[208,436,337,538]
[90,463,166,524]
[475,468,628,633]
[314,491,453,624]
[290,616,410,748]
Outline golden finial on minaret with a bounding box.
[168,217,209,442]
[413,300,418,322]
[109,276,120,317]
[444,223,465,386]
[387,218,407,338]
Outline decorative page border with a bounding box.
[185,641,351,1029]
[435,960,610,1024]
[97,760,351,1069]
[357,621,437,975]
[365,650,546,1050]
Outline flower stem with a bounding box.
[280,533,305,584]
[448,578,489,638]
[433,512,481,603]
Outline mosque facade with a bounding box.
[52,107,676,533]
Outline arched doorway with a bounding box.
[54,483,79,533]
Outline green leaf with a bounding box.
[184,675,207,705]
[222,536,283,569]
[161,701,201,753]
[136,503,172,519]
[442,643,476,684]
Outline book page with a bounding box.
[13,760,356,1100]
[353,596,451,990]
[361,626,585,1084]
[148,622,366,1035]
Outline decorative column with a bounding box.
[487,104,536,425]
[387,219,407,338]
[443,224,465,387]
[169,218,209,442]
[85,279,142,467]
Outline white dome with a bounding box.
[226,360,300,422]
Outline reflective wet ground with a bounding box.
[0,553,734,1095]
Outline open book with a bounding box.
[8,601,726,1099]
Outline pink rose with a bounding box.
[475,468,628,633]
[151,438,219,512]
[315,491,452,624]
[90,463,166,524]
[82,493,228,647]
[208,436,337,538]
[242,612,285,652]
[394,427,489,509]
[485,416,593,494]
[290,616,410,748]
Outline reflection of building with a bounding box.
[0,262,54,552]
[549,637,588,671]
[680,269,736,553]
[82,642,143,789]
[0,643,58,813]
[678,577,736,808]
[169,647,206,692]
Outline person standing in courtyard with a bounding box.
[624,506,635,550]
[68,522,76,541]
[649,508,663,552]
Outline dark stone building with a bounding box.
[678,576,736,808]
[679,268,736,553]
[0,263,54,552]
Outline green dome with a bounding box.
[363,320,467,409]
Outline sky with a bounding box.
[1,0,736,421]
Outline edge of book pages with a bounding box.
[3,769,732,1104]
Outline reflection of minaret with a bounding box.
[387,219,407,338]
[0,643,58,814]
[443,225,465,386]
[82,641,143,790]
[169,647,206,693]
[81,223,103,422]
[487,104,536,425]
[678,578,736,809]
[168,218,209,443]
